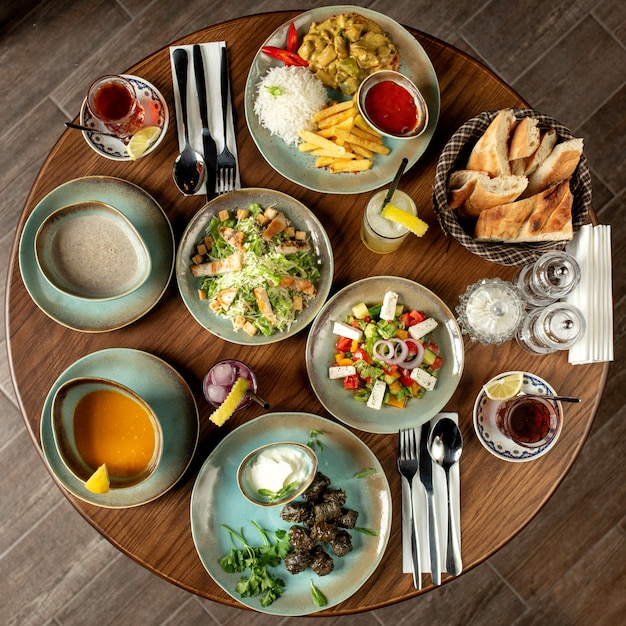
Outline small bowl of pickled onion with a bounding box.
[357,70,428,140]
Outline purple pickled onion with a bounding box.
[387,338,409,364]
[372,338,409,365]
[399,338,424,369]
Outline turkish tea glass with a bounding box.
[86,75,145,139]
[203,359,258,412]
[516,251,581,307]
[517,302,586,354]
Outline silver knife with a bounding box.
[419,420,441,585]
[192,44,217,201]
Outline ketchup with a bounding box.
[93,82,134,121]
[364,80,419,135]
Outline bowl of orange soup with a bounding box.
[51,377,163,489]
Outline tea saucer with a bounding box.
[473,371,563,462]
[79,74,168,161]
[40,348,199,508]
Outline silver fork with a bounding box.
[397,428,422,589]
[217,46,237,194]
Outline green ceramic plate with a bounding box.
[306,276,465,433]
[19,176,174,332]
[190,412,391,616]
[244,5,440,193]
[40,348,198,508]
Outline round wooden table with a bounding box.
[6,11,607,616]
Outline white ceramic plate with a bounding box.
[306,276,464,433]
[176,188,334,345]
[190,412,391,616]
[79,74,168,161]
[244,6,440,193]
[473,371,563,462]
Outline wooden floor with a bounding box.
[1,1,624,624]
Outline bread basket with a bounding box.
[432,108,592,266]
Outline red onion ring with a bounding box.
[387,338,408,364]
[399,338,424,369]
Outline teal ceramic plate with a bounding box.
[190,412,391,616]
[40,348,199,508]
[176,188,334,345]
[19,176,174,332]
[244,6,440,194]
[306,276,465,433]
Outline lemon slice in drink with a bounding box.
[381,203,429,237]
[84,464,110,494]
[127,126,161,160]
[483,372,524,401]
[209,378,249,426]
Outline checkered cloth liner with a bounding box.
[432,108,592,266]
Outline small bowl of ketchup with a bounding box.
[357,70,429,139]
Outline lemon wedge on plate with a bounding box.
[381,203,429,237]
[127,126,161,161]
[483,372,524,401]
[209,377,249,426]
[84,464,110,494]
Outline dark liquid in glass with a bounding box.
[93,82,133,121]
[504,398,551,444]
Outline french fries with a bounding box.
[299,98,389,173]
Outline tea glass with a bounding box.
[86,74,145,139]
[517,302,586,354]
[516,251,581,307]
[360,189,417,254]
[495,394,561,448]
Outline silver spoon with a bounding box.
[64,121,131,139]
[519,393,580,403]
[428,417,463,576]
[172,48,206,195]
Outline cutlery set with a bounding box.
[170,44,238,199]
[398,415,462,589]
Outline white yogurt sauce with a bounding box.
[246,445,311,494]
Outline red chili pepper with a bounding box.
[286,22,298,53]
[261,46,308,67]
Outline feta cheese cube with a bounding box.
[410,367,438,391]
[332,321,362,341]
[380,291,399,321]
[367,380,387,410]
[408,317,438,340]
[329,365,357,380]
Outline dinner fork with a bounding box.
[217,46,237,194]
[397,428,422,589]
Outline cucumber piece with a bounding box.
[364,322,377,339]
[368,303,382,318]
[352,302,370,319]
[394,303,404,317]
[383,373,400,385]
[423,348,437,366]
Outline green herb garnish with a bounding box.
[310,579,327,607]
[258,480,298,503]
[354,527,379,536]
[307,429,325,451]
[352,468,377,479]
[265,85,283,97]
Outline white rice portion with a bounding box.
[254,65,328,145]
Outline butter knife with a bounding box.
[419,420,441,585]
[192,44,217,200]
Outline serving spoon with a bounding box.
[428,417,463,576]
[172,48,206,195]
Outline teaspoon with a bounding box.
[428,417,463,576]
[64,121,131,139]
[172,48,206,195]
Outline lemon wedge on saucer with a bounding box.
[483,372,524,401]
[209,378,249,426]
[127,126,161,161]
[381,203,429,237]
[84,464,110,494]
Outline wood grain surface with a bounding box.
[6,12,607,616]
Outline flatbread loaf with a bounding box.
[474,179,573,243]
[509,116,540,161]
[466,108,516,177]
[448,170,528,218]
[524,137,583,196]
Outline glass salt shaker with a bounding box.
[456,278,526,344]
[517,302,586,354]
[516,251,581,307]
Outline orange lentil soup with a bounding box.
[73,389,157,478]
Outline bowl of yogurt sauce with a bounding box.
[237,442,318,507]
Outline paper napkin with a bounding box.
[566,224,614,364]
[402,412,461,576]
[169,42,241,196]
